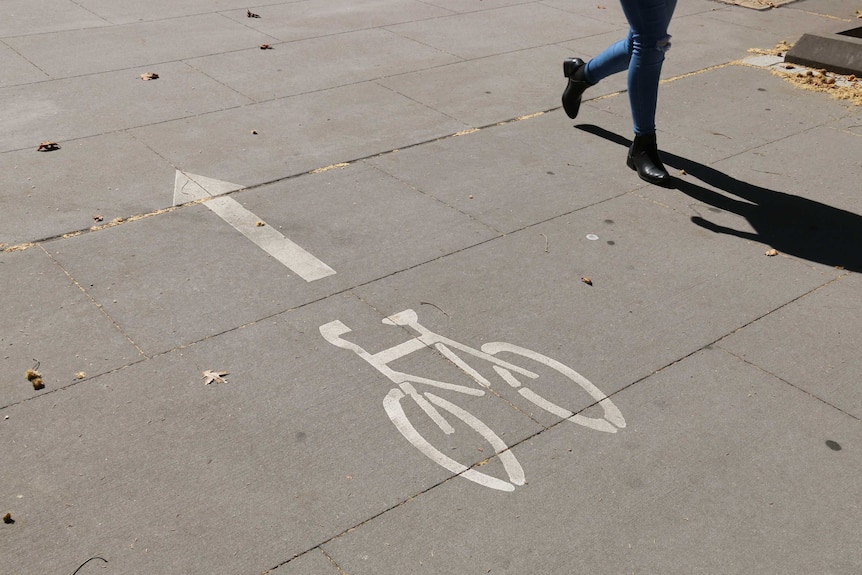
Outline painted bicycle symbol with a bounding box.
[319,309,625,491]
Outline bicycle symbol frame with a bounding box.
[320,309,625,491]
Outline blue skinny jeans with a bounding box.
[584,0,677,136]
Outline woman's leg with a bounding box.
[620,0,677,135]
[583,34,632,86]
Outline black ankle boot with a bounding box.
[562,58,589,119]
[626,133,671,186]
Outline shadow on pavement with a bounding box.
[576,124,862,273]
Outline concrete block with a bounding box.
[786,30,862,75]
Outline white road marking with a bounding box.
[172,170,336,282]
[323,310,627,492]
[173,171,243,205]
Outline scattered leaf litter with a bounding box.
[775,68,862,106]
[26,361,44,390]
[747,41,793,57]
[202,370,229,385]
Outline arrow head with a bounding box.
[173,171,244,206]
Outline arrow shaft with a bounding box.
[205,196,336,282]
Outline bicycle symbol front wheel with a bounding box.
[480,342,625,433]
[383,388,526,492]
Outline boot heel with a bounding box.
[563,58,583,78]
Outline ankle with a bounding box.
[574,63,594,85]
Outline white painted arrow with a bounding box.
[173,171,336,282]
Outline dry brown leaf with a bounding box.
[140,72,159,80]
[255,221,265,227]
[581,276,593,286]
[679,169,687,175]
[93,214,104,222]
[2,513,13,524]
[248,10,261,18]
[37,141,60,151]
[202,370,229,385]
[26,368,44,390]
[259,44,273,50]
[75,372,87,380]
[765,248,779,257]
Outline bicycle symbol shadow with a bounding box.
[320,309,625,492]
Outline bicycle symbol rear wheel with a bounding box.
[383,387,526,492]
[480,342,625,433]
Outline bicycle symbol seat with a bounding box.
[320,309,625,492]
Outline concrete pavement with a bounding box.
[2,1,861,573]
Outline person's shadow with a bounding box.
[576,124,861,273]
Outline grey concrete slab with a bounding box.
[663,11,775,74]
[42,205,304,356]
[720,273,862,418]
[75,0,257,25]
[0,0,110,37]
[588,64,849,157]
[41,158,498,355]
[269,548,345,575]
[706,1,855,40]
[0,247,144,407]
[222,0,454,42]
[576,101,730,165]
[832,107,862,137]
[544,0,725,25]
[322,348,862,574]
[423,0,534,12]
[0,42,49,88]
[4,13,275,78]
[351,192,836,407]
[186,28,460,103]
[793,0,862,20]
[3,1,861,573]
[128,82,467,186]
[639,123,862,273]
[366,111,643,234]
[0,294,540,574]
[378,45,571,127]
[385,3,620,60]
[0,132,177,246]
[0,61,253,153]
[235,161,498,286]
